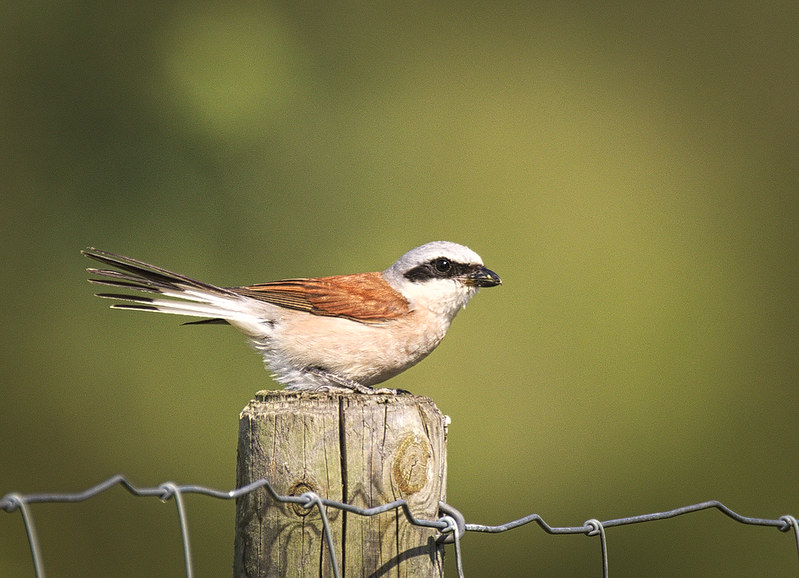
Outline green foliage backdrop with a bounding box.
[2,2,797,575]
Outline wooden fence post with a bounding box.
[234,390,448,577]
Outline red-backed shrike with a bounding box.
[83,241,500,393]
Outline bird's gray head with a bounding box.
[383,241,501,317]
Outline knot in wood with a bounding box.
[393,433,431,494]
[288,481,316,517]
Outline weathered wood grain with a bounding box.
[234,390,447,577]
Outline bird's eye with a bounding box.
[433,258,452,274]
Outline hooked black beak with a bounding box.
[465,265,502,288]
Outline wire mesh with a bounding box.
[2,475,798,578]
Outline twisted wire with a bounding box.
[2,476,797,578]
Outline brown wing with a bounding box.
[230,272,410,323]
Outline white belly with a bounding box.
[236,307,451,389]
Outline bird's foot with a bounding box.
[307,368,410,395]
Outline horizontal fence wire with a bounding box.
[2,475,799,578]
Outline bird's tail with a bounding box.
[82,248,254,324]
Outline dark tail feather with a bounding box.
[182,318,230,326]
[82,248,234,296]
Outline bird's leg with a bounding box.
[307,367,410,395]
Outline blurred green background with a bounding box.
[2,1,798,576]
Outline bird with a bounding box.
[82,241,501,393]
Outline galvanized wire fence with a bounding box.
[2,475,798,578]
